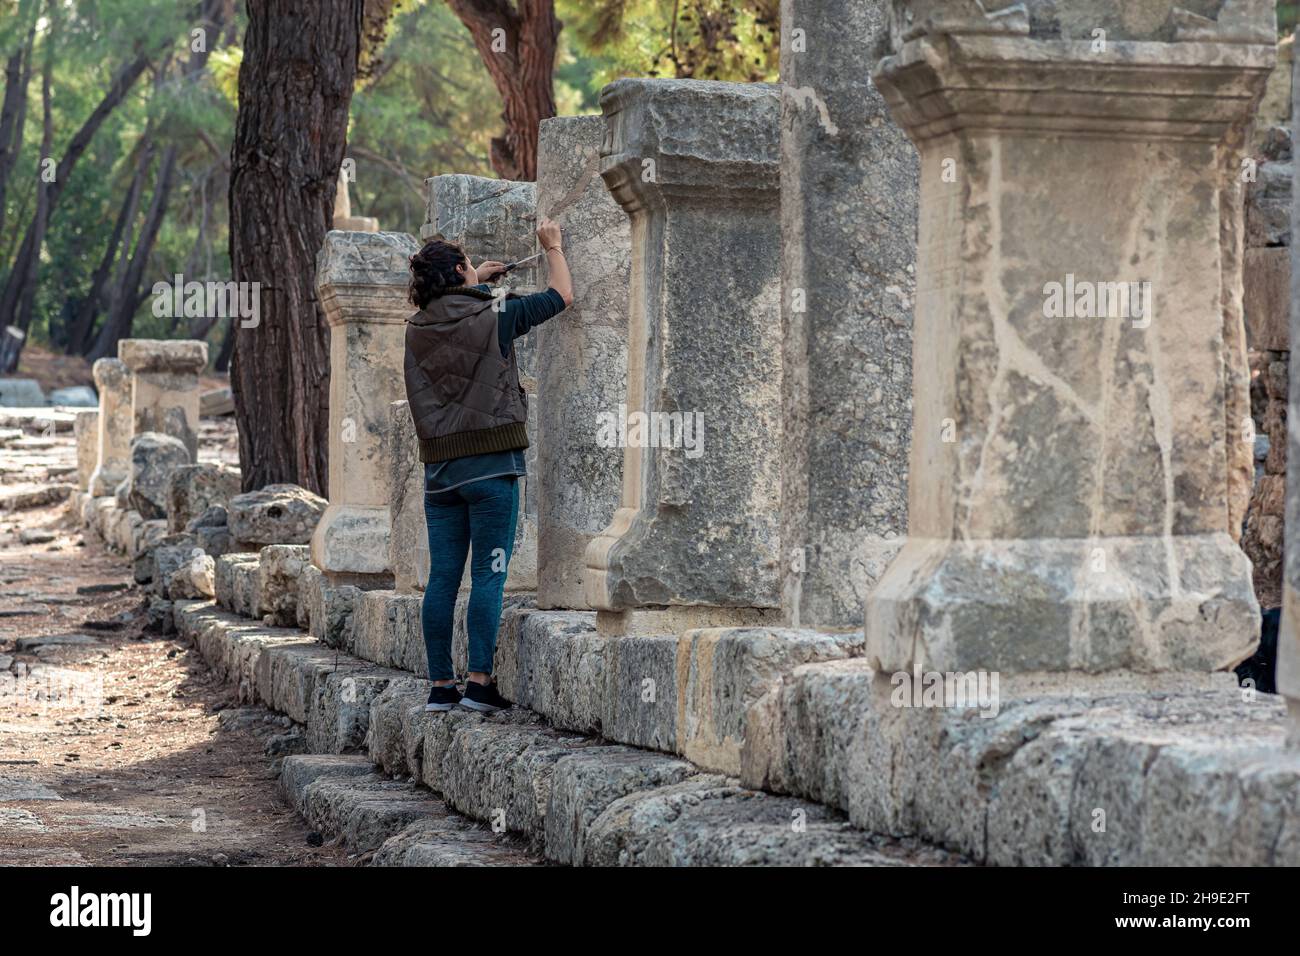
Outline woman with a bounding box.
[404,217,573,712]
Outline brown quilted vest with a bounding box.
[404,287,528,463]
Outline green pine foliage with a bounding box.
[0,0,779,362]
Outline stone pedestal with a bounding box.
[534,115,631,609]
[864,2,1270,676]
[1282,36,1300,748]
[779,0,916,630]
[73,409,100,492]
[118,339,206,460]
[424,173,540,591]
[388,400,432,593]
[89,358,132,496]
[311,230,420,579]
[582,79,783,635]
[423,174,539,291]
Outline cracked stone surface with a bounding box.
[534,115,630,610]
[865,1,1271,675]
[583,79,784,614]
[779,0,915,629]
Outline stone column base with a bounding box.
[596,606,782,638]
[89,468,126,498]
[866,533,1259,675]
[310,503,392,577]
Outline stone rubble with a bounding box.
[228,483,327,550]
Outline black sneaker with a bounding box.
[425,685,462,712]
[459,680,512,713]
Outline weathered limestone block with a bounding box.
[1255,33,1294,142]
[89,358,131,496]
[601,633,680,753]
[387,401,429,594]
[149,534,196,597]
[367,678,431,776]
[298,772,434,850]
[434,712,598,837]
[676,627,863,782]
[299,564,375,649]
[278,755,376,816]
[312,230,420,578]
[864,2,1270,676]
[1221,120,1254,546]
[126,432,191,521]
[130,519,168,583]
[1246,155,1293,251]
[118,339,206,460]
[307,664,408,754]
[423,175,540,592]
[90,497,115,541]
[1281,42,1300,747]
[373,818,538,867]
[583,79,784,634]
[494,610,606,735]
[167,550,215,600]
[779,0,915,629]
[352,590,425,674]
[544,749,701,866]
[187,504,233,558]
[423,174,539,291]
[259,545,311,627]
[112,508,142,556]
[770,663,1300,865]
[228,483,326,550]
[73,410,99,492]
[166,463,241,535]
[199,386,234,417]
[214,552,259,615]
[534,115,631,610]
[581,777,905,867]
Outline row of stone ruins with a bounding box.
[69,1,1300,865]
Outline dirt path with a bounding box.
[0,496,347,867]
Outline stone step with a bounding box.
[179,601,411,753]
[180,581,1300,868]
[279,754,541,865]
[175,600,961,867]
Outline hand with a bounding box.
[536,217,562,251]
[476,260,506,283]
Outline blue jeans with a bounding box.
[421,475,519,681]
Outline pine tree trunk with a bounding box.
[446,0,559,181]
[228,0,365,494]
[0,2,38,243]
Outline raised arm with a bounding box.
[537,217,573,306]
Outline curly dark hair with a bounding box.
[409,239,468,308]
